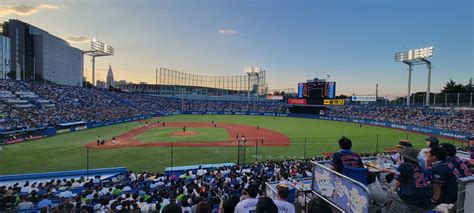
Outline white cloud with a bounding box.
[218,29,238,35]
[64,36,90,44]
[0,3,59,16]
[38,4,60,10]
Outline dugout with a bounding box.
[56,121,87,134]
[0,127,50,144]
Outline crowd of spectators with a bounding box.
[1,80,472,135]
[327,105,473,134]
[0,157,332,212]
[0,80,287,131]
[180,99,287,113]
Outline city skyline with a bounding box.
[0,0,472,97]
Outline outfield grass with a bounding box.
[134,127,230,143]
[0,115,463,175]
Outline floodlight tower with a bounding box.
[84,39,114,86]
[244,66,264,100]
[394,47,434,106]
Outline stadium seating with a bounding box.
[327,104,473,134]
[0,80,288,132]
[0,158,321,212]
[1,79,472,143]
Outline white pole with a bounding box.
[470,93,473,108]
[247,74,250,99]
[407,64,412,106]
[445,93,448,107]
[92,56,95,86]
[426,61,431,106]
[376,83,379,99]
[457,93,460,107]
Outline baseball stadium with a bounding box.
[0,1,473,213]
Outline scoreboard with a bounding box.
[296,81,336,105]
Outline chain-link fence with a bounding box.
[0,133,469,175]
[390,92,473,107]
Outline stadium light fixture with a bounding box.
[84,39,114,87]
[91,39,114,55]
[394,46,434,106]
[395,46,433,62]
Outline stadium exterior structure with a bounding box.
[118,84,264,101]
[118,67,267,100]
[0,19,83,86]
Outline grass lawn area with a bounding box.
[134,127,230,143]
[0,115,464,175]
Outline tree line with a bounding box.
[441,78,473,94]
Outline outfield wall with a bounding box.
[180,111,470,141]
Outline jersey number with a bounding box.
[414,172,427,188]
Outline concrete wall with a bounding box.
[39,34,83,86]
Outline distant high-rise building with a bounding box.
[106,65,114,87]
[0,19,83,86]
[0,35,10,79]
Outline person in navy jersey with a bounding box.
[384,147,431,212]
[329,137,363,174]
[429,147,459,204]
[439,143,472,177]
[469,135,474,160]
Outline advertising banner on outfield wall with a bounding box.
[266,95,284,100]
[351,96,376,102]
[288,98,307,104]
[267,94,283,101]
[323,99,345,105]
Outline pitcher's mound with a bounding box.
[170,131,198,136]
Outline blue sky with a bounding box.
[1,0,472,97]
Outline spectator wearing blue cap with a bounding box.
[418,136,439,169]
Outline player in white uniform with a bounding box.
[273,184,295,213]
[234,184,259,213]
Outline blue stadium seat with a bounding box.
[343,167,368,185]
[17,209,39,213]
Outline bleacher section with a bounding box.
[0,79,472,142]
